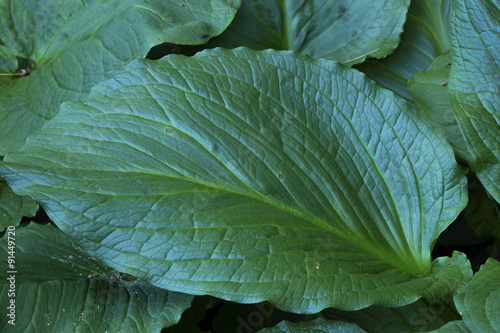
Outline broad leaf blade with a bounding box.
[188,0,410,65]
[408,52,473,165]
[0,48,468,312]
[448,0,500,202]
[356,0,451,101]
[454,259,500,333]
[0,180,38,231]
[0,223,193,332]
[0,0,239,155]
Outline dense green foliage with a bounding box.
[0,0,498,332]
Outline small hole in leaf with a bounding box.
[182,4,187,7]
[200,34,209,38]
[279,173,284,180]
[445,131,451,136]
[453,119,458,125]
[165,128,174,134]
[90,288,96,293]
[93,59,97,63]
[47,309,50,314]
[455,130,460,133]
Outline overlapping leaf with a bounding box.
[0,180,38,231]
[257,318,366,333]
[0,48,468,312]
[454,259,500,333]
[0,223,193,332]
[323,298,463,333]
[427,321,472,333]
[408,52,473,164]
[357,0,451,101]
[185,0,410,65]
[448,0,500,202]
[0,0,239,155]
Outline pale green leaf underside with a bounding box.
[0,48,468,312]
[448,0,500,203]
[0,223,193,332]
[454,259,500,333]
[408,52,473,165]
[197,0,409,65]
[357,0,451,101]
[257,318,366,333]
[0,180,38,231]
[0,0,239,155]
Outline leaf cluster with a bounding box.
[0,0,499,332]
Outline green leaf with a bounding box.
[0,222,193,332]
[448,0,500,203]
[257,318,366,333]
[0,43,17,72]
[426,321,472,333]
[0,180,38,231]
[454,258,500,333]
[356,0,451,101]
[192,0,410,65]
[0,48,468,312]
[0,0,239,155]
[323,298,461,333]
[408,52,474,165]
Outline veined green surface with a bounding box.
[0,48,469,312]
[0,0,239,155]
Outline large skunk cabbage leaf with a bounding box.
[448,0,500,202]
[0,0,239,155]
[0,48,468,313]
